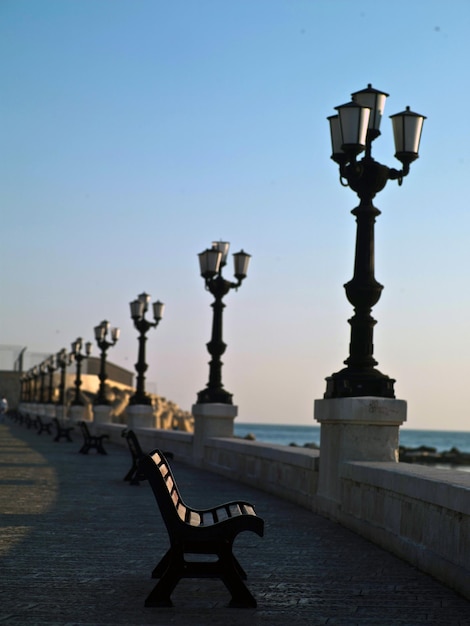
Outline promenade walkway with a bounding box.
[1,420,469,626]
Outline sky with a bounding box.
[2,0,470,431]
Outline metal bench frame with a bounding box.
[78,421,108,455]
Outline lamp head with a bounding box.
[152,300,164,322]
[334,100,371,158]
[351,84,389,141]
[198,247,222,279]
[233,250,251,281]
[390,106,426,165]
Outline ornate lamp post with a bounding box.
[196,241,251,404]
[93,320,120,405]
[56,348,71,407]
[129,293,164,405]
[31,366,40,403]
[325,84,425,398]
[46,355,56,404]
[71,338,92,406]
[39,361,48,404]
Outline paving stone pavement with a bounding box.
[1,420,469,626]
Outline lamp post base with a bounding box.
[127,403,155,429]
[324,367,395,399]
[192,402,238,465]
[69,404,88,423]
[314,396,406,515]
[196,387,233,404]
[93,404,113,424]
[128,394,152,406]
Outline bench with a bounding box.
[121,429,147,485]
[78,421,108,455]
[121,429,174,486]
[36,415,53,435]
[24,414,37,429]
[139,449,264,608]
[53,417,74,442]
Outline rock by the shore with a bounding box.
[399,445,470,466]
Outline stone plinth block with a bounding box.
[55,405,68,421]
[314,397,407,511]
[192,403,238,464]
[93,404,113,425]
[69,405,88,423]
[44,404,57,419]
[127,404,155,429]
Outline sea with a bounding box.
[234,422,470,453]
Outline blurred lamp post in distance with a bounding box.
[46,355,56,404]
[70,337,92,406]
[196,241,251,404]
[56,348,72,407]
[129,292,164,406]
[39,361,48,404]
[325,84,425,399]
[93,320,120,405]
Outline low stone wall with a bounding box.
[202,437,319,509]
[336,461,470,601]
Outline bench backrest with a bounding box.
[123,429,144,459]
[140,450,197,533]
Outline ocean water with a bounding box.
[234,422,470,453]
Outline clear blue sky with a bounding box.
[2,0,470,430]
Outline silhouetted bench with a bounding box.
[139,449,264,608]
[121,429,174,486]
[24,414,37,429]
[53,417,74,442]
[78,421,108,455]
[121,429,147,485]
[36,415,53,435]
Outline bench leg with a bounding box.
[97,442,107,455]
[151,548,172,579]
[217,543,257,608]
[145,557,182,607]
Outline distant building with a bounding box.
[0,345,134,409]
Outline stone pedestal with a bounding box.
[69,404,88,423]
[192,403,238,464]
[55,405,68,421]
[127,404,155,429]
[93,404,113,424]
[314,397,407,513]
[44,404,57,419]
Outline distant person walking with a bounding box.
[0,396,8,422]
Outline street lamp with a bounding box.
[129,292,164,405]
[70,338,92,406]
[94,320,120,405]
[46,355,56,404]
[196,241,251,404]
[31,366,39,403]
[38,361,48,404]
[325,84,425,398]
[56,348,72,407]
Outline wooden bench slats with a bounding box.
[229,503,243,517]
[241,503,256,516]
[214,506,229,522]
[186,510,201,526]
[201,511,215,526]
